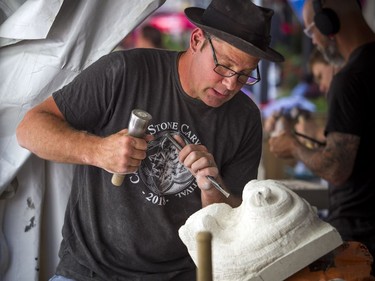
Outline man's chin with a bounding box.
[319,45,345,67]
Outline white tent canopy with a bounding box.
[0,0,165,279]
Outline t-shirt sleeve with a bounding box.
[53,52,125,133]
[325,73,363,136]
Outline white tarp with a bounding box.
[0,0,165,279]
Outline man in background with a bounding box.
[135,24,164,48]
[269,0,375,273]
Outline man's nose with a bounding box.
[222,75,238,91]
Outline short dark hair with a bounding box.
[308,48,329,72]
[140,25,163,48]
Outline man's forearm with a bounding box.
[292,132,357,186]
[293,143,330,178]
[16,109,100,166]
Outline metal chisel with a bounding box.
[165,133,230,198]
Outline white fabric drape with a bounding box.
[0,0,165,279]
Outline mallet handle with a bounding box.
[196,231,213,281]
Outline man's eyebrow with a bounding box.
[211,38,258,71]
[217,50,257,72]
[215,48,237,65]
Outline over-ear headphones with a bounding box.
[313,0,340,36]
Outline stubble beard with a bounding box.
[319,39,345,68]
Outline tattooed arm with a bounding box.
[293,132,358,185]
[269,130,359,186]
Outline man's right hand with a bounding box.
[100,130,153,174]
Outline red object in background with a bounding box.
[149,12,195,33]
[281,22,294,35]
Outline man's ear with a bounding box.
[190,28,205,52]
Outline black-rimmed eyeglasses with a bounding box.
[207,35,261,86]
[304,22,315,38]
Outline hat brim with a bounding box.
[185,7,284,62]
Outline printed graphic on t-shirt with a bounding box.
[138,131,196,197]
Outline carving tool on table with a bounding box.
[165,133,230,198]
[293,131,326,147]
[111,109,152,186]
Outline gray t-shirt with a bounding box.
[53,49,262,280]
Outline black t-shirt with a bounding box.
[53,49,262,280]
[325,42,375,225]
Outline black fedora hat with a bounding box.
[185,0,284,62]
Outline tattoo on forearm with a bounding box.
[298,132,359,184]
